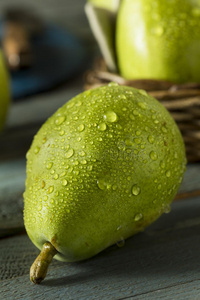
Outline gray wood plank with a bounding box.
[132,281,200,300]
[0,234,61,281]
[0,196,200,299]
[178,163,200,193]
[0,124,40,161]
[0,159,25,237]
[6,77,84,129]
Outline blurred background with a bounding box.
[0,0,97,238]
[0,0,96,153]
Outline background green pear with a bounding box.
[0,51,10,131]
[116,0,200,83]
[24,83,186,266]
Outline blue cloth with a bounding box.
[1,24,88,100]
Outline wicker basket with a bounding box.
[84,58,200,163]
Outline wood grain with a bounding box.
[0,196,200,299]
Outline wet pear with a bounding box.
[24,83,186,284]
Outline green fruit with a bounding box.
[116,0,200,83]
[0,51,10,131]
[24,83,186,283]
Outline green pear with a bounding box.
[116,0,200,83]
[24,83,186,284]
[0,51,10,131]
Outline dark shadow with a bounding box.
[42,197,200,287]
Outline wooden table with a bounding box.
[1,1,200,299]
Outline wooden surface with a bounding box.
[0,1,200,299]
[1,196,200,299]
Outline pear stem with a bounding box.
[30,242,58,284]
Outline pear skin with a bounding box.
[116,0,200,83]
[24,83,186,283]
